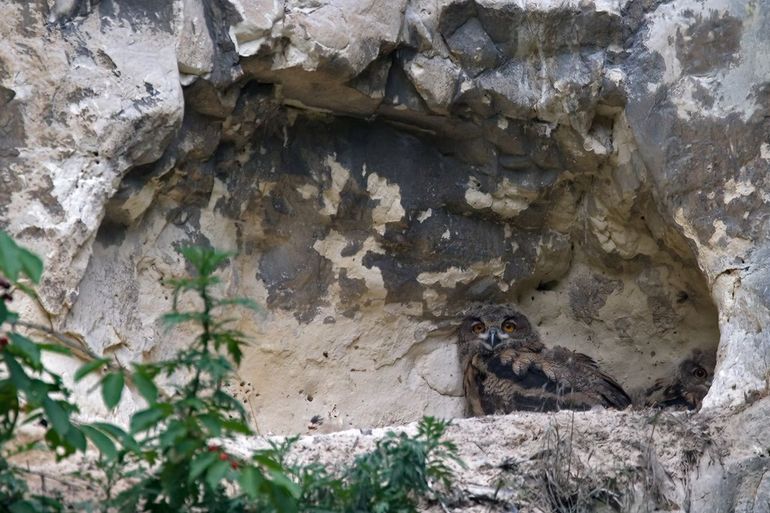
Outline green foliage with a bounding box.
[0,232,43,285]
[283,416,461,513]
[0,233,70,512]
[0,232,463,513]
[97,245,299,513]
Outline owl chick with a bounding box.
[457,305,631,415]
[643,349,715,410]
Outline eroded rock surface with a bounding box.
[1,0,769,508]
[15,401,770,513]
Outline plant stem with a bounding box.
[188,282,212,409]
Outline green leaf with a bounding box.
[189,451,219,481]
[221,418,252,435]
[130,405,169,433]
[7,333,41,369]
[160,311,202,328]
[158,419,187,448]
[26,378,56,404]
[37,343,72,355]
[17,247,43,283]
[174,439,199,459]
[43,397,70,437]
[9,500,38,513]
[210,331,248,365]
[196,413,222,437]
[0,231,22,281]
[177,246,233,276]
[4,353,32,392]
[91,422,141,453]
[132,369,158,404]
[63,425,87,452]
[44,429,75,459]
[253,453,287,473]
[212,390,246,417]
[268,469,302,499]
[74,358,109,381]
[205,459,230,490]
[179,396,206,412]
[215,297,261,311]
[80,424,118,460]
[238,466,264,499]
[101,372,124,410]
[0,231,43,283]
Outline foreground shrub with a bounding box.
[0,231,462,512]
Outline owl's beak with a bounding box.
[486,327,500,348]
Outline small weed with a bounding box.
[536,414,623,513]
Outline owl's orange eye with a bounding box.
[471,322,486,334]
[693,367,707,379]
[502,320,517,333]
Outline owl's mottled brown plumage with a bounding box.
[457,305,631,415]
[643,349,715,410]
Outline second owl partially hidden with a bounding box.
[457,305,632,415]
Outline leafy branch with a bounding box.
[0,233,464,513]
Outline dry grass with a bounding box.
[534,413,624,513]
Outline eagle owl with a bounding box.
[643,349,715,410]
[457,305,631,415]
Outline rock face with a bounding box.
[0,0,769,507]
[13,404,770,513]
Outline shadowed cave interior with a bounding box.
[72,82,721,434]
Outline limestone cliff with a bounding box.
[1,0,769,510]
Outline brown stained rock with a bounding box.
[675,10,743,76]
[569,274,624,325]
